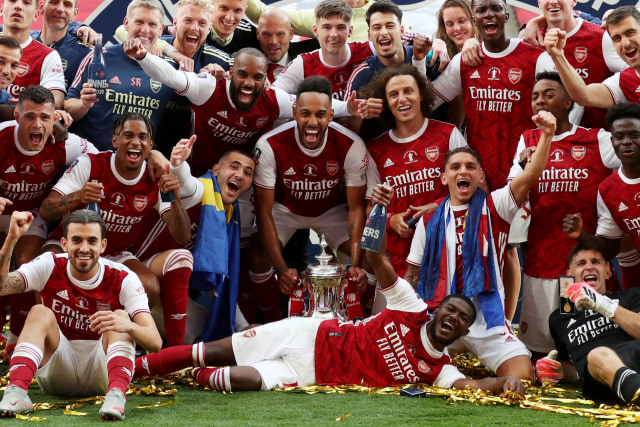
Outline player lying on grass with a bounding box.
[136,186,524,396]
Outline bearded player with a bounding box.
[0,85,99,359]
[0,210,161,420]
[133,190,525,397]
[362,64,466,280]
[39,112,193,347]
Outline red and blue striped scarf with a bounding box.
[418,190,505,332]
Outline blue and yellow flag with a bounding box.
[190,170,241,341]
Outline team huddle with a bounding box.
[0,0,639,422]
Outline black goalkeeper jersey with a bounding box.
[549,287,640,378]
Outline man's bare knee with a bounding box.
[586,346,626,386]
[587,347,623,374]
[25,304,56,326]
[496,355,534,381]
[102,311,134,347]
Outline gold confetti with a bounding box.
[273,353,640,426]
[451,352,494,379]
[136,399,175,409]
[336,413,352,421]
[16,413,47,421]
[62,408,87,416]
[274,382,640,425]
[4,354,640,425]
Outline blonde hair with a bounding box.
[127,0,165,19]
[177,0,213,13]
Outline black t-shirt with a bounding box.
[549,287,640,378]
[207,19,260,55]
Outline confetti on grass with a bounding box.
[2,357,640,425]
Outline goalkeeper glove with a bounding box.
[535,350,563,385]
[564,282,618,319]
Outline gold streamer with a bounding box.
[273,353,640,426]
[16,414,46,421]
[136,399,175,409]
[62,408,88,416]
[0,372,178,418]
[3,354,640,424]
[275,382,640,425]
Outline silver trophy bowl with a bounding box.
[300,235,348,321]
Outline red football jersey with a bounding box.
[276,42,373,100]
[366,119,466,276]
[133,198,201,260]
[413,194,512,292]
[314,279,464,387]
[553,19,625,128]
[433,39,553,190]
[515,126,615,278]
[8,37,65,98]
[596,169,640,250]
[19,253,150,341]
[604,67,640,105]
[189,80,292,176]
[50,152,167,255]
[406,188,516,338]
[253,121,368,217]
[0,122,94,213]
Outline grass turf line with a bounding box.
[0,376,595,426]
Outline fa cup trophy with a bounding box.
[300,235,348,321]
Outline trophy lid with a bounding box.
[302,234,347,278]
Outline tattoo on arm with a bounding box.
[0,273,24,295]
[57,194,76,209]
[41,193,76,219]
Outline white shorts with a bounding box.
[508,204,530,245]
[447,324,530,373]
[269,203,349,250]
[232,316,323,390]
[35,331,108,397]
[0,209,47,239]
[238,189,255,239]
[518,274,559,354]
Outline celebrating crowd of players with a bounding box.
[0,0,640,421]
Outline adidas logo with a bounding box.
[383,158,394,168]
[470,70,481,79]
[567,318,576,328]
[400,324,410,337]
[284,167,296,176]
[217,110,228,119]
[619,202,628,212]
[636,85,640,93]
[109,76,121,84]
[56,289,69,300]
[4,165,15,173]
